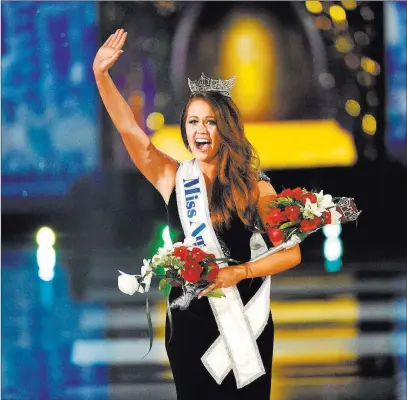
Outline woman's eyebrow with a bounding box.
[187,115,215,119]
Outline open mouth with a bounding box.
[195,138,211,151]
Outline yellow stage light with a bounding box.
[361,57,381,75]
[341,1,357,10]
[335,36,354,53]
[306,1,323,14]
[146,112,165,131]
[345,100,361,117]
[362,114,376,135]
[330,5,347,23]
[220,14,276,121]
[151,120,357,169]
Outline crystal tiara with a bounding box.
[187,73,236,98]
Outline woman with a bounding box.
[93,29,301,399]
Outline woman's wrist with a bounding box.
[235,264,251,281]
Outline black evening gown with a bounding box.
[165,180,274,400]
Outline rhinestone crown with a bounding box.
[188,73,236,98]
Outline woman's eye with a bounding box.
[189,120,197,125]
[207,120,216,126]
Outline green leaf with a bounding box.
[279,221,298,230]
[275,198,295,207]
[164,283,172,297]
[206,288,225,298]
[158,278,168,292]
[155,266,166,276]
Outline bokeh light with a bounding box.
[314,16,332,30]
[354,31,370,46]
[36,227,56,247]
[344,53,360,69]
[366,91,379,107]
[146,112,165,131]
[345,99,361,117]
[319,73,336,89]
[330,5,347,23]
[221,15,275,120]
[324,238,343,261]
[306,1,323,14]
[322,224,342,238]
[341,1,357,11]
[361,56,381,75]
[362,114,377,135]
[357,71,374,87]
[360,6,374,21]
[335,36,354,53]
[162,225,173,247]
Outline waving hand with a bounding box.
[93,29,127,74]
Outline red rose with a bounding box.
[322,210,332,225]
[266,208,286,227]
[190,247,208,263]
[291,187,303,200]
[267,227,285,245]
[174,246,190,261]
[300,216,322,232]
[278,188,293,198]
[181,259,203,283]
[300,192,317,205]
[207,263,219,282]
[283,205,301,222]
[181,268,202,283]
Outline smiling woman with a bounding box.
[180,91,261,233]
[184,99,220,161]
[93,29,301,399]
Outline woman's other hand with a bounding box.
[198,265,248,298]
[93,29,127,75]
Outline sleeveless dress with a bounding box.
[165,172,274,400]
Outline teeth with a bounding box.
[196,139,211,144]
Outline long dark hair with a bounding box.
[180,92,261,232]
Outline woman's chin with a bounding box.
[194,152,216,163]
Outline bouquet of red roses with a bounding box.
[265,187,360,245]
[118,236,228,304]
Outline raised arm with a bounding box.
[92,29,177,204]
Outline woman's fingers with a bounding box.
[116,31,127,50]
[198,283,217,298]
[111,28,125,48]
[103,34,114,48]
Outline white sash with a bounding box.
[175,159,271,388]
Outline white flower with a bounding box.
[303,198,325,218]
[157,246,172,257]
[316,190,335,210]
[329,208,342,225]
[183,236,195,246]
[173,242,184,248]
[152,254,161,264]
[118,270,140,295]
[140,259,153,292]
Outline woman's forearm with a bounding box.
[93,70,143,137]
[239,245,302,280]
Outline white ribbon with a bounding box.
[175,160,271,388]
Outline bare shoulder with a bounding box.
[257,179,277,196]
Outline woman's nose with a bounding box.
[196,124,207,133]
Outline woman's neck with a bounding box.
[198,160,217,183]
